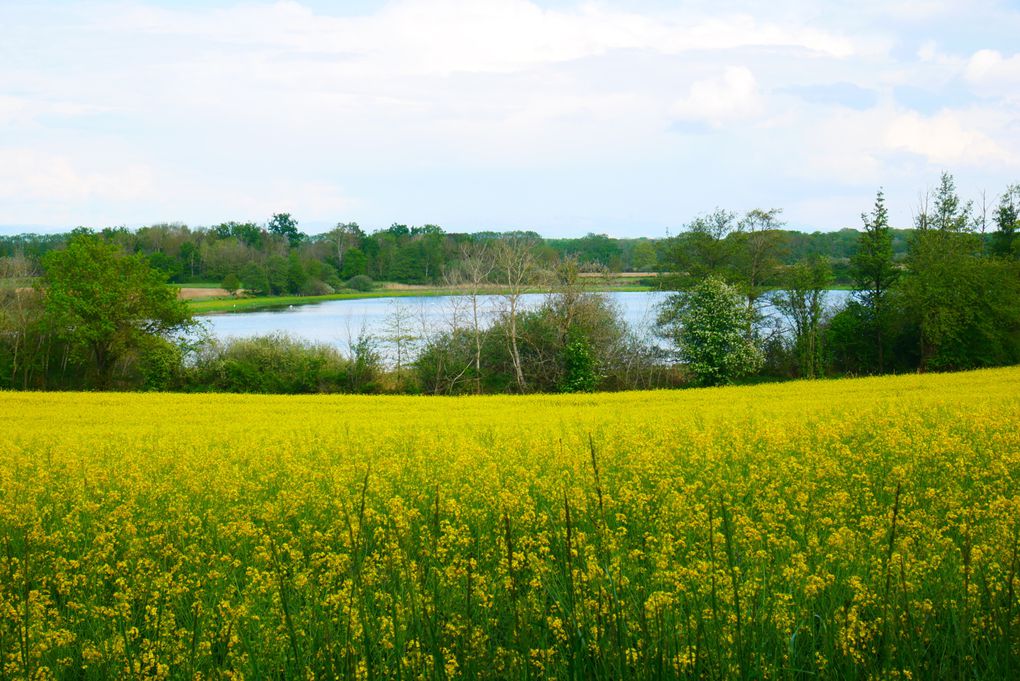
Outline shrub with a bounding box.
[302,279,335,296]
[222,273,240,294]
[346,274,376,292]
[657,276,763,386]
[185,334,351,393]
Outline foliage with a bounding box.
[40,229,194,388]
[827,300,883,375]
[185,333,369,393]
[0,287,77,390]
[138,336,185,391]
[221,272,240,294]
[240,262,270,295]
[3,217,916,296]
[994,184,1020,257]
[1,369,1019,678]
[731,208,787,311]
[414,328,479,395]
[267,212,305,248]
[345,332,383,393]
[559,338,600,392]
[346,274,376,292]
[919,171,973,233]
[663,209,741,288]
[8,171,1020,389]
[898,174,1020,371]
[774,257,832,378]
[658,276,763,386]
[851,189,897,372]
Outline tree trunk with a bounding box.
[472,294,482,394]
[94,342,113,390]
[507,297,526,392]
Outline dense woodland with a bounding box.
[1,172,1018,394]
[2,216,909,293]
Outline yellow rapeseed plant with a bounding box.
[1,367,1019,678]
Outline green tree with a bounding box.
[630,240,659,271]
[900,172,1008,370]
[267,213,304,248]
[286,253,308,294]
[340,248,368,279]
[851,188,898,371]
[266,256,289,295]
[657,276,763,386]
[926,171,973,233]
[240,263,269,296]
[41,230,193,388]
[325,222,364,272]
[222,272,240,295]
[775,257,832,378]
[733,208,786,332]
[665,208,740,287]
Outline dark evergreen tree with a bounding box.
[851,188,897,372]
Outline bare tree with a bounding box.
[912,189,932,232]
[976,190,989,236]
[1,255,41,388]
[0,254,35,281]
[383,300,418,391]
[456,241,495,393]
[493,236,541,392]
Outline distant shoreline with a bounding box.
[187,283,656,315]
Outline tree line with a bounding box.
[1,171,1018,393]
[1,215,916,295]
[662,172,1020,385]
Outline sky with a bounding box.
[2,0,1020,237]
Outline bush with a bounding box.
[415,329,479,395]
[138,337,185,391]
[560,338,600,392]
[474,292,644,394]
[222,273,240,294]
[240,264,270,296]
[657,277,763,386]
[185,334,351,393]
[346,275,375,292]
[302,279,335,296]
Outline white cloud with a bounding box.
[101,0,859,78]
[965,49,1020,96]
[966,49,1004,79]
[798,107,889,184]
[883,110,1014,166]
[3,0,1020,233]
[671,67,763,127]
[0,149,154,202]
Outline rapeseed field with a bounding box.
[1,368,1019,679]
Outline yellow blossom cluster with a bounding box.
[1,367,1019,678]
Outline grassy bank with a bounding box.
[188,284,654,314]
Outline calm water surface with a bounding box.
[198,290,851,351]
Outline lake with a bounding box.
[197,290,852,354]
